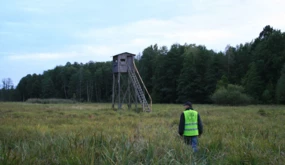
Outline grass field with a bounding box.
[0,102,284,165]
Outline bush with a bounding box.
[26,98,75,104]
[211,84,251,105]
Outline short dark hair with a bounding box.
[183,101,192,106]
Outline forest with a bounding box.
[1,25,285,104]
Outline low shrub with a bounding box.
[211,84,252,105]
[26,98,75,104]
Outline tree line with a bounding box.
[1,25,285,104]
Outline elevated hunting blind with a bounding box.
[112,52,134,73]
[112,52,152,112]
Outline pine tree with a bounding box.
[242,62,264,101]
[276,64,285,104]
[42,76,55,98]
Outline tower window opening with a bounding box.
[120,59,126,65]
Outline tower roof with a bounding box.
[113,52,136,57]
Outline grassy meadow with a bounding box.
[0,102,284,165]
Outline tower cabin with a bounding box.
[112,52,135,73]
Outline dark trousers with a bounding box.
[184,136,198,152]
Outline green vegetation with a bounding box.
[276,64,285,104]
[1,25,285,105]
[1,103,284,164]
[26,98,76,104]
[211,84,252,105]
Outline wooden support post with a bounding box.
[112,73,115,109]
[135,85,138,112]
[118,72,121,109]
[128,76,131,109]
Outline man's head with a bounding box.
[183,101,192,109]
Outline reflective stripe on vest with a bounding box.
[183,110,199,136]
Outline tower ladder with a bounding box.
[128,64,152,112]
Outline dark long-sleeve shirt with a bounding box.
[178,108,203,136]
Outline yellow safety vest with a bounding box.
[183,110,199,136]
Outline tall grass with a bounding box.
[0,102,284,164]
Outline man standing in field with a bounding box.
[178,101,203,152]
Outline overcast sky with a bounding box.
[1,0,285,86]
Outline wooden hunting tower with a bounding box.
[112,52,152,112]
